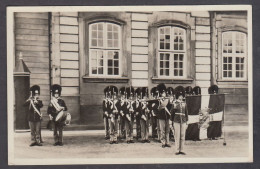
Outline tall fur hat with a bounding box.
[110,85,118,96]
[208,85,219,94]
[126,86,135,99]
[166,87,175,96]
[185,86,193,95]
[30,85,40,95]
[51,84,61,96]
[175,86,185,99]
[157,83,167,96]
[193,86,201,95]
[141,87,148,99]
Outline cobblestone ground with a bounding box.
[12,127,249,160]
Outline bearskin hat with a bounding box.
[141,87,148,99]
[135,87,142,98]
[51,84,61,96]
[166,87,175,96]
[208,85,219,94]
[185,86,193,95]
[30,85,40,95]
[119,87,127,96]
[193,86,201,95]
[175,86,185,99]
[104,86,111,97]
[126,86,135,99]
[157,83,167,96]
[150,87,159,98]
[110,85,118,96]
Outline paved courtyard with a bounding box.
[11,126,250,162]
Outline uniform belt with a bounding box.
[175,113,185,116]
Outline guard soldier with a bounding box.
[140,87,150,143]
[103,86,111,140]
[157,83,173,148]
[125,86,135,143]
[167,87,175,141]
[24,85,43,146]
[207,85,222,140]
[173,86,188,155]
[118,87,127,140]
[47,84,68,146]
[108,86,119,144]
[149,87,159,140]
[133,88,142,141]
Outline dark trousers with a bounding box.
[119,117,126,138]
[136,118,141,139]
[29,121,41,144]
[53,121,64,143]
[151,116,157,138]
[140,119,149,141]
[104,117,109,138]
[125,119,134,141]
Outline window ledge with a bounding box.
[216,79,248,88]
[217,79,248,83]
[152,77,194,84]
[82,76,129,83]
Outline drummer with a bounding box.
[47,84,68,146]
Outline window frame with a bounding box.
[88,22,122,78]
[221,31,247,81]
[157,26,188,79]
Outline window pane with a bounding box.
[174,62,178,68]
[98,40,103,47]
[223,71,227,77]
[92,39,97,46]
[160,69,163,75]
[108,68,113,75]
[179,62,183,68]
[228,71,232,77]
[98,67,103,74]
[179,54,183,61]
[108,60,113,66]
[114,52,119,59]
[179,70,183,76]
[174,70,178,76]
[98,23,103,30]
[174,54,178,60]
[92,67,97,74]
[114,68,119,75]
[107,24,112,31]
[165,61,169,68]
[166,69,169,76]
[114,60,119,67]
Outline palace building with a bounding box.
[13,11,248,129]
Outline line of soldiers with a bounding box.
[24,84,70,147]
[102,83,202,155]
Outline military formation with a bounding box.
[24,82,221,155]
[101,83,221,155]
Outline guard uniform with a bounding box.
[134,88,142,140]
[173,86,188,155]
[47,84,68,146]
[157,83,172,148]
[124,87,135,143]
[107,86,119,144]
[24,85,43,146]
[149,87,159,140]
[139,87,150,143]
[103,86,111,140]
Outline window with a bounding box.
[89,22,121,76]
[222,31,247,79]
[158,26,186,78]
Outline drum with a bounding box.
[55,111,67,123]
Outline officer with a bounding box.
[24,85,43,146]
[47,84,68,146]
[173,86,188,155]
[157,83,173,148]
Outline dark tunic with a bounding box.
[140,102,150,121]
[157,99,172,120]
[24,98,43,122]
[102,99,109,118]
[47,98,68,121]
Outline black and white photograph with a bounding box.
[7,5,253,165]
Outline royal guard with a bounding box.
[149,87,159,140]
[207,85,222,140]
[167,87,175,141]
[108,86,119,144]
[157,83,173,148]
[118,87,127,140]
[125,86,135,143]
[47,84,68,146]
[185,86,201,141]
[140,87,150,143]
[103,86,111,140]
[24,85,43,146]
[133,88,142,140]
[173,86,188,155]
